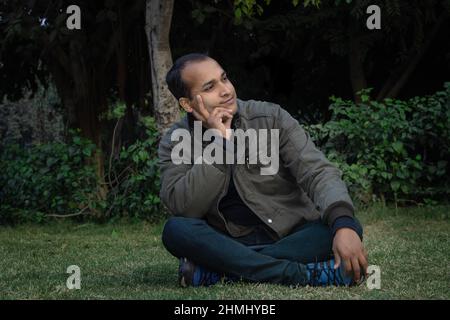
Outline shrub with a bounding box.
[105,114,163,222]
[0,112,164,224]
[306,83,450,204]
[0,130,98,223]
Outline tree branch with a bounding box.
[46,206,90,218]
[377,13,447,100]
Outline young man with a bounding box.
[158,53,368,287]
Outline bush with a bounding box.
[0,112,164,224]
[0,79,64,147]
[105,114,163,222]
[0,130,98,223]
[306,83,450,204]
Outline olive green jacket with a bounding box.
[158,99,354,239]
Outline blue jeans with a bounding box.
[162,217,363,286]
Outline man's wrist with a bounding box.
[324,201,354,226]
[331,215,363,240]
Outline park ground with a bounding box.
[0,204,449,299]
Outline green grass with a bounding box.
[0,205,449,299]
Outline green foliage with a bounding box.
[0,109,164,224]
[191,0,320,26]
[233,0,321,22]
[105,114,163,222]
[0,130,98,224]
[306,83,450,203]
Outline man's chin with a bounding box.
[227,102,238,114]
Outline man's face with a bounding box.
[180,58,237,117]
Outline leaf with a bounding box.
[73,137,81,145]
[235,8,242,20]
[83,148,92,157]
[400,184,409,194]
[46,158,57,167]
[392,141,403,154]
[390,181,400,192]
[256,4,264,15]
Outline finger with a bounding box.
[213,110,233,123]
[221,112,233,120]
[191,109,205,122]
[359,252,369,277]
[223,114,233,126]
[196,95,210,119]
[211,107,233,118]
[216,106,234,112]
[333,252,341,269]
[344,257,352,276]
[351,258,361,282]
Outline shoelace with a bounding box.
[197,267,221,286]
[308,261,339,286]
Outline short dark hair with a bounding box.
[165,53,210,100]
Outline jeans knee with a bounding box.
[161,216,205,254]
[162,217,183,250]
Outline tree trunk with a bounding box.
[69,44,108,210]
[48,41,108,216]
[145,0,180,135]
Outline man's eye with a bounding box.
[204,85,213,91]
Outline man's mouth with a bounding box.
[222,96,235,105]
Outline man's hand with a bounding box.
[332,228,368,282]
[191,95,233,139]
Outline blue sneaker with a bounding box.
[178,258,223,287]
[306,259,362,287]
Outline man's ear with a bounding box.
[179,97,193,113]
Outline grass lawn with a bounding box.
[0,204,449,299]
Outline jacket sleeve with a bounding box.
[158,132,228,218]
[275,105,355,225]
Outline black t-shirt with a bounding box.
[218,174,263,226]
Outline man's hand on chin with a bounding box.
[332,228,369,282]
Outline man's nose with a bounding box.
[219,82,231,96]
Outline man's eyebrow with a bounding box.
[201,79,216,89]
[201,71,227,89]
